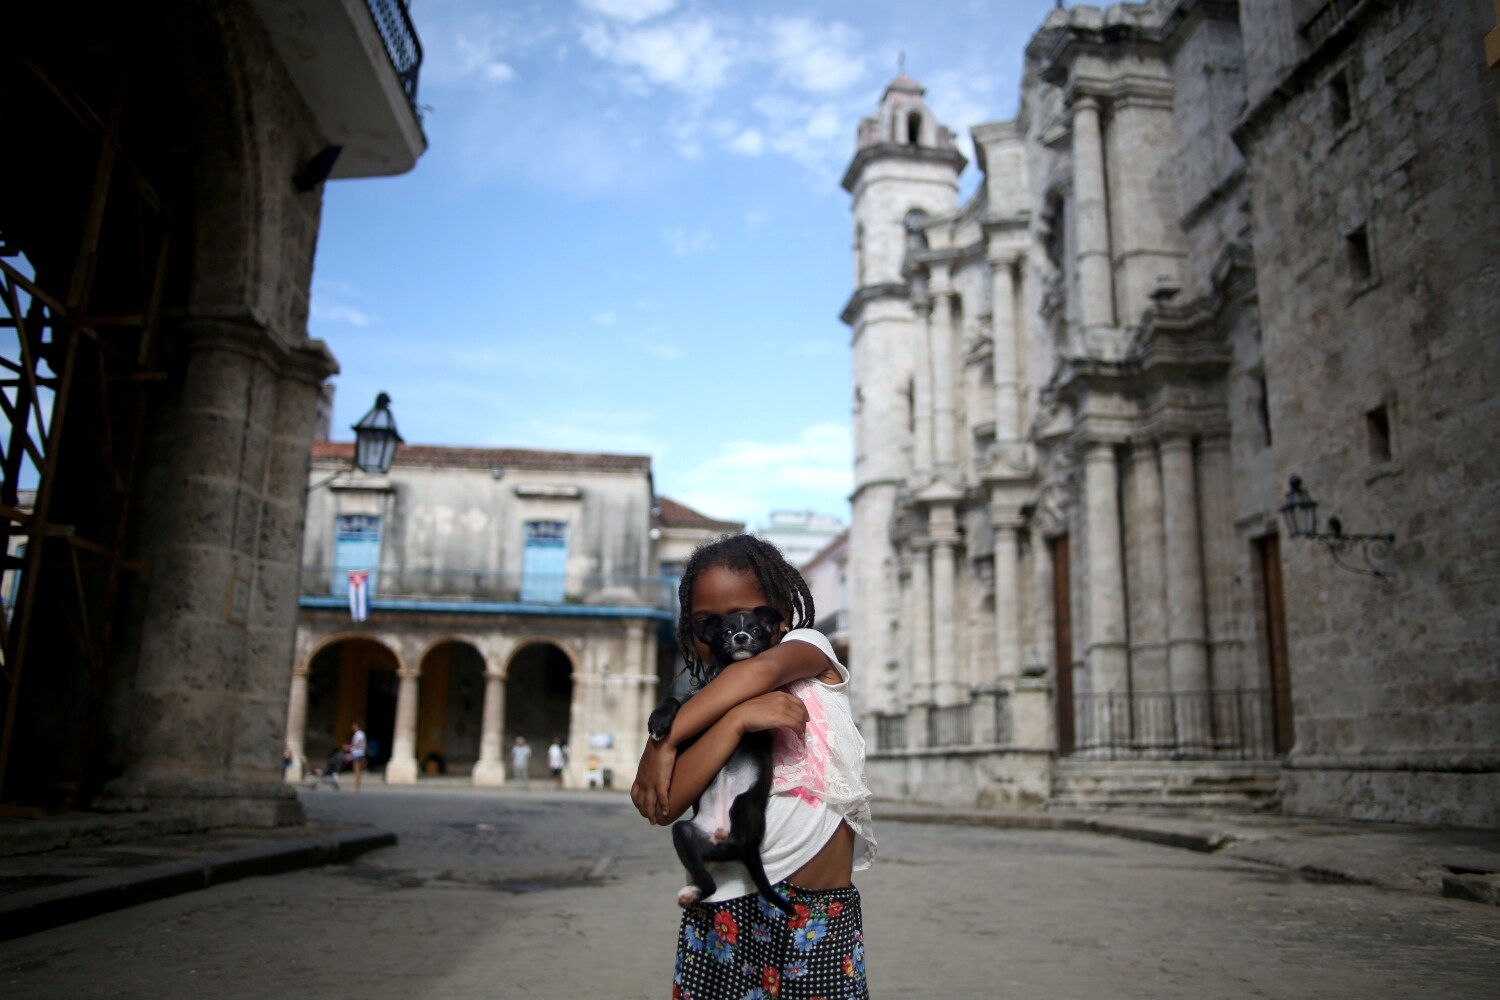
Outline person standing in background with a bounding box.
[511,736,532,788]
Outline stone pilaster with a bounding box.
[908,537,934,707]
[930,505,962,705]
[1071,96,1116,341]
[988,253,1023,442]
[929,273,958,476]
[1159,435,1209,691]
[1083,441,1128,694]
[991,512,1025,681]
[1196,433,1242,688]
[1125,441,1169,692]
[912,298,934,479]
[1160,434,1209,746]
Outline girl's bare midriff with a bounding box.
[786,821,855,889]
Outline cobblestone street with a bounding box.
[2,785,1498,999]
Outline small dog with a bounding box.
[647,605,797,915]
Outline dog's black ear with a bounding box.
[753,606,784,628]
[693,615,723,643]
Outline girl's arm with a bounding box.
[638,691,809,825]
[631,639,827,822]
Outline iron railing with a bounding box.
[927,703,971,748]
[1071,689,1281,760]
[302,565,676,610]
[1299,0,1364,47]
[365,0,423,108]
[873,713,906,752]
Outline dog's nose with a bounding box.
[732,631,752,645]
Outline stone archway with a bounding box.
[503,642,574,782]
[415,639,485,777]
[304,638,399,775]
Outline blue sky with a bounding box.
[313,0,1061,527]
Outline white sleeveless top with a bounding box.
[701,629,876,903]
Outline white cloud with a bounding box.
[744,210,769,230]
[578,0,676,23]
[672,423,853,525]
[663,226,717,257]
[580,17,737,96]
[311,279,378,327]
[482,62,516,84]
[727,128,765,156]
[768,18,866,93]
[592,310,617,326]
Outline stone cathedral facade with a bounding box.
[842,0,1500,827]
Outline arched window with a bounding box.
[907,111,922,145]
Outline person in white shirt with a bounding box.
[345,722,368,791]
[547,737,568,788]
[511,736,532,787]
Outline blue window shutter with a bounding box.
[332,515,383,596]
[521,521,568,602]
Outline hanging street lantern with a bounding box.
[1278,475,1394,578]
[352,392,403,474]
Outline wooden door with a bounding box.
[1256,534,1295,754]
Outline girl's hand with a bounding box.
[631,738,677,825]
[729,691,808,737]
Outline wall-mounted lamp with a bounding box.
[308,392,403,493]
[1279,475,1394,578]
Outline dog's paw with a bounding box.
[677,885,703,908]
[647,699,681,742]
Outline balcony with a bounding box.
[300,566,678,619]
[250,0,427,178]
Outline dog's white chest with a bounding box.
[690,749,758,836]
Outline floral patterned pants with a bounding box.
[672,882,869,1000]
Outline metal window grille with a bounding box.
[364,0,424,108]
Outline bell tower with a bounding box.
[840,73,965,718]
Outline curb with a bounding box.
[877,808,1236,853]
[0,828,397,942]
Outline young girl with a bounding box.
[632,534,875,999]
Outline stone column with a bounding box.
[988,254,1022,442]
[1126,442,1169,693]
[385,670,421,784]
[1072,96,1115,338]
[283,667,309,783]
[1159,433,1209,746]
[1196,433,1242,688]
[1083,442,1128,695]
[929,505,961,705]
[471,670,507,786]
[912,299,934,479]
[907,537,933,710]
[991,512,1025,681]
[929,278,958,476]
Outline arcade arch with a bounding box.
[503,641,575,780]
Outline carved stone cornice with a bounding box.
[841,143,968,194]
[839,282,909,326]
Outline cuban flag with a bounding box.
[347,570,370,623]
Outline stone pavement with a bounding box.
[1,784,1498,946]
[0,785,1497,998]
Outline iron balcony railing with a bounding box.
[1071,689,1281,760]
[365,0,423,109]
[1299,0,1364,47]
[873,713,906,752]
[302,565,677,610]
[927,703,972,749]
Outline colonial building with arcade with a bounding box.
[283,439,738,788]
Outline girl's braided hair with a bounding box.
[675,533,815,684]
